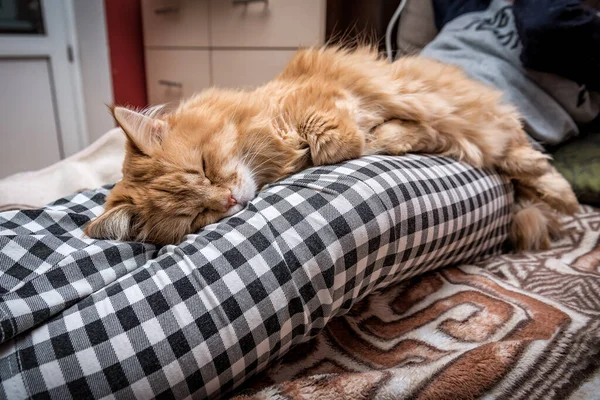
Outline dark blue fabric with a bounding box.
[432,0,492,30]
[513,0,600,91]
[431,0,600,91]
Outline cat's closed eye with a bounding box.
[200,159,216,184]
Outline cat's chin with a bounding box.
[231,163,257,207]
[224,203,244,217]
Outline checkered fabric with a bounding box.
[0,155,513,399]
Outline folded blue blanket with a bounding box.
[424,0,600,147]
[513,0,600,91]
[0,155,512,399]
[432,0,600,90]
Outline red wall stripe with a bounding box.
[104,0,148,108]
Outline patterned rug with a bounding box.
[232,206,600,399]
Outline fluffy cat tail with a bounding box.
[500,145,579,251]
[499,145,579,215]
[510,199,562,251]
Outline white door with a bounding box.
[0,0,87,179]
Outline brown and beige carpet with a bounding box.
[233,205,600,399]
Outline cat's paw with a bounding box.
[366,120,421,156]
[454,138,485,168]
[381,143,413,156]
[499,146,552,178]
[510,200,561,251]
[308,128,364,166]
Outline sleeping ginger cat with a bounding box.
[86,46,579,249]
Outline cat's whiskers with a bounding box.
[245,141,274,171]
[249,158,279,178]
[240,134,274,167]
[241,135,269,159]
[239,144,262,169]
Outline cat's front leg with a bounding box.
[299,113,364,166]
[365,119,435,156]
[366,119,486,167]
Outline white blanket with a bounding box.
[0,128,125,211]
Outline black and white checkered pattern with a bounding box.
[0,155,513,399]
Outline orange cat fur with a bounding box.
[85,46,579,248]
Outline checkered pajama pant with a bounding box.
[0,155,513,399]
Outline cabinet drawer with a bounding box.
[142,0,209,47]
[209,0,325,48]
[212,49,296,88]
[145,50,210,105]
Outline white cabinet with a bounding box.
[211,49,297,88]
[142,0,326,104]
[0,60,62,178]
[209,0,325,48]
[145,49,211,105]
[0,0,88,178]
[142,0,210,47]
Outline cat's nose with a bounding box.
[227,194,237,207]
[219,193,238,211]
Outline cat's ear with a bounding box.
[85,204,138,241]
[112,106,167,155]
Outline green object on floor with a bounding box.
[552,133,600,206]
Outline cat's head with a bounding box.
[84,104,258,245]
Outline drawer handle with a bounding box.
[232,0,268,5]
[154,6,179,14]
[158,80,182,88]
